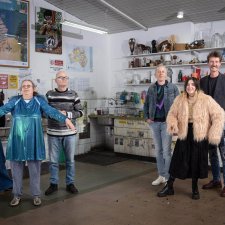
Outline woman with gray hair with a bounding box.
[0,80,75,207]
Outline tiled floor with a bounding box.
[0,159,224,225]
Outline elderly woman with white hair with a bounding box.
[0,80,75,207]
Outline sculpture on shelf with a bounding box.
[188,39,205,49]
[136,44,151,54]
[151,40,157,53]
[129,38,136,55]
[158,40,172,52]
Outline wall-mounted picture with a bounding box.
[35,7,62,54]
[66,45,93,72]
[0,0,29,68]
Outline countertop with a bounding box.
[88,114,145,121]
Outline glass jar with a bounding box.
[211,33,223,48]
[222,32,225,47]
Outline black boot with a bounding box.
[157,176,175,197]
[45,183,58,196]
[192,178,200,200]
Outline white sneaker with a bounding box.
[152,176,167,186]
[10,197,21,207]
[33,197,42,206]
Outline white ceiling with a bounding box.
[45,0,225,34]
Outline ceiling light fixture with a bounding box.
[61,19,108,35]
[177,11,184,19]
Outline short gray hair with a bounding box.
[155,64,167,76]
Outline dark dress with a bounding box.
[0,141,12,192]
[0,101,5,127]
[169,123,209,179]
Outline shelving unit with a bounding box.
[122,47,225,87]
[124,47,225,71]
[125,63,208,70]
[125,62,225,70]
[124,83,151,86]
[124,82,185,87]
[124,47,225,58]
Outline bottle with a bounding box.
[178,70,183,82]
[149,71,152,83]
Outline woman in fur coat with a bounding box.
[157,77,224,200]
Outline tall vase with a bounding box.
[129,38,136,55]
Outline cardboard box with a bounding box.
[174,43,188,51]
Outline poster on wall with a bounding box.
[66,45,93,72]
[49,59,64,72]
[35,7,62,54]
[0,0,29,68]
[0,74,8,89]
[69,77,90,91]
[8,75,18,89]
[0,74,18,89]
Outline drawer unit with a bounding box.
[114,119,127,128]
[114,118,155,157]
[114,127,151,139]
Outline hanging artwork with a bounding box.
[0,74,8,89]
[66,45,93,72]
[0,0,29,68]
[35,7,62,54]
[0,74,18,89]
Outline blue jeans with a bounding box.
[48,135,76,185]
[150,122,172,180]
[10,160,41,197]
[209,129,225,185]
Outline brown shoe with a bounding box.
[221,187,225,197]
[202,180,222,189]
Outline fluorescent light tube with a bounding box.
[61,20,108,34]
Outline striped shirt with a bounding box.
[46,88,83,136]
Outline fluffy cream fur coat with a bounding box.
[166,91,224,145]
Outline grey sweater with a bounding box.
[46,88,83,136]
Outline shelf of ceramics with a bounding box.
[124,47,225,58]
[124,82,186,86]
[124,83,151,86]
[125,62,225,70]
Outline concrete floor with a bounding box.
[0,159,224,225]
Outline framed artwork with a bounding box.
[0,0,29,68]
[35,7,62,54]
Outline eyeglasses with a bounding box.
[22,85,32,89]
[57,76,69,80]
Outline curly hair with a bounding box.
[207,51,222,63]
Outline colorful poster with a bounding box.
[35,7,62,54]
[8,75,18,89]
[0,74,8,89]
[66,45,93,72]
[49,59,64,72]
[0,0,29,67]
